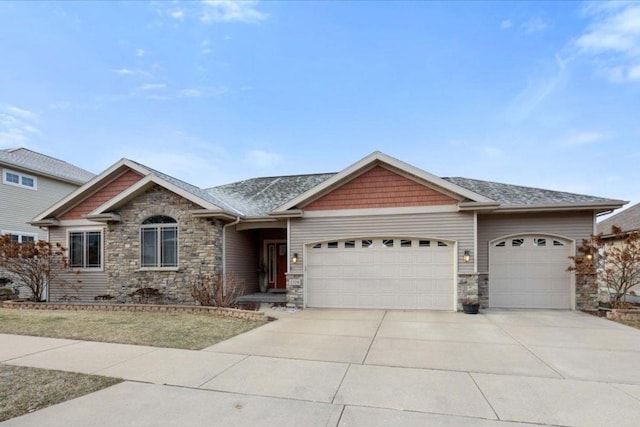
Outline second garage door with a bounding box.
[489,234,572,309]
[306,237,454,310]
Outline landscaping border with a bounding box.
[606,309,640,322]
[1,301,265,321]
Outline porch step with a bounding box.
[237,293,287,304]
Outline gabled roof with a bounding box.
[597,202,640,236]
[445,177,623,212]
[32,159,242,224]
[0,147,94,185]
[271,151,495,214]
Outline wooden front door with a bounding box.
[267,242,287,290]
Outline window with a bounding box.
[3,169,37,190]
[534,238,546,247]
[312,243,322,249]
[382,239,394,247]
[511,238,524,247]
[419,240,431,247]
[495,241,506,247]
[553,240,565,246]
[141,216,178,268]
[69,231,102,268]
[401,240,412,248]
[327,241,338,248]
[344,240,355,248]
[437,241,449,247]
[362,240,373,248]
[1,231,36,243]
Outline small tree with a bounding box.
[0,235,67,301]
[569,226,640,307]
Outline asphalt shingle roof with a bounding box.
[208,173,335,217]
[0,148,94,184]
[597,202,640,235]
[444,177,618,206]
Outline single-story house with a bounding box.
[596,202,640,297]
[32,151,626,310]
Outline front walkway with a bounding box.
[2,309,640,426]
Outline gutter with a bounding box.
[221,216,241,296]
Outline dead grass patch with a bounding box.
[0,364,121,422]
[0,308,266,350]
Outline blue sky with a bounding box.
[1,1,639,211]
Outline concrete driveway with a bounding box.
[3,309,640,426]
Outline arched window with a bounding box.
[140,216,178,268]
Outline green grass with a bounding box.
[0,308,267,350]
[0,365,121,422]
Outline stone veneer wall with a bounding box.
[575,273,598,310]
[105,185,223,305]
[286,273,304,308]
[457,274,480,310]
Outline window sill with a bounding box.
[139,267,180,272]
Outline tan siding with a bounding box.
[1,174,79,241]
[304,166,457,211]
[291,212,475,274]
[477,211,595,273]
[225,226,258,294]
[48,227,109,302]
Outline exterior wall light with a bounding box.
[586,253,593,261]
[292,253,299,264]
[463,250,471,263]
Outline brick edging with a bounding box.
[0,301,265,321]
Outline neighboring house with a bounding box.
[596,202,640,296]
[32,151,625,310]
[0,147,95,297]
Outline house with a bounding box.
[31,151,625,310]
[596,202,640,297]
[1,148,95,242]
[1,148,94,297]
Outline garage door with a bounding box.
[306,238,454,310]
[489,235,572,309]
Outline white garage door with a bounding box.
[306,238,454,310]
[489,235,572,309]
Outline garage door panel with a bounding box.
[489,235,571,309]
[306,238,454,310]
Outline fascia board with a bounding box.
[32,159,147,222]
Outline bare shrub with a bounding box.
[0,235,67,302]
[190,272,244,308]
[128,287,164,304]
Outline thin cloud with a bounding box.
[139,83,166,91]
[201,40,212,55]
[522,18,548,34]
[168,9,185,21]
[112,68,135,75]
[500,20,513,30]
[136,49,148,57]
[575,3,640,82]
[562,131,606,146]
[200,0,267,24]
[0,105,38,147]
[246,149,282,168]
[508,55,570,121]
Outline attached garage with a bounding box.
[305,237,455,310]
[489,234,573,309]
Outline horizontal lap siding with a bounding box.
[225,226,258,295]
[291,212,475,274]
[477,212,594,273]
[48,227,108,302]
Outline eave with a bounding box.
[489,201,627,214]
[29,218,60,227]
[85,213,122,222]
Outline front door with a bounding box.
[266,242,287,290]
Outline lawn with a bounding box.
[0,365,121,422]
[0,308,267,350]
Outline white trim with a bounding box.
[0,229,38,243]
[473,212,478,273]
[302,204,459,218]
[236,221,287,231]
[273,151,494,213]
[287,218,291,274]
[56,219,106,227]
[3,168,37,190]
[488,232,575,310]
[453,240,458,311]
[66,227,105,271]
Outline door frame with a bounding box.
[488,233,576,310]
[263,239,287,290]
[302,236,458,310]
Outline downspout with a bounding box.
[222,216,241,296]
